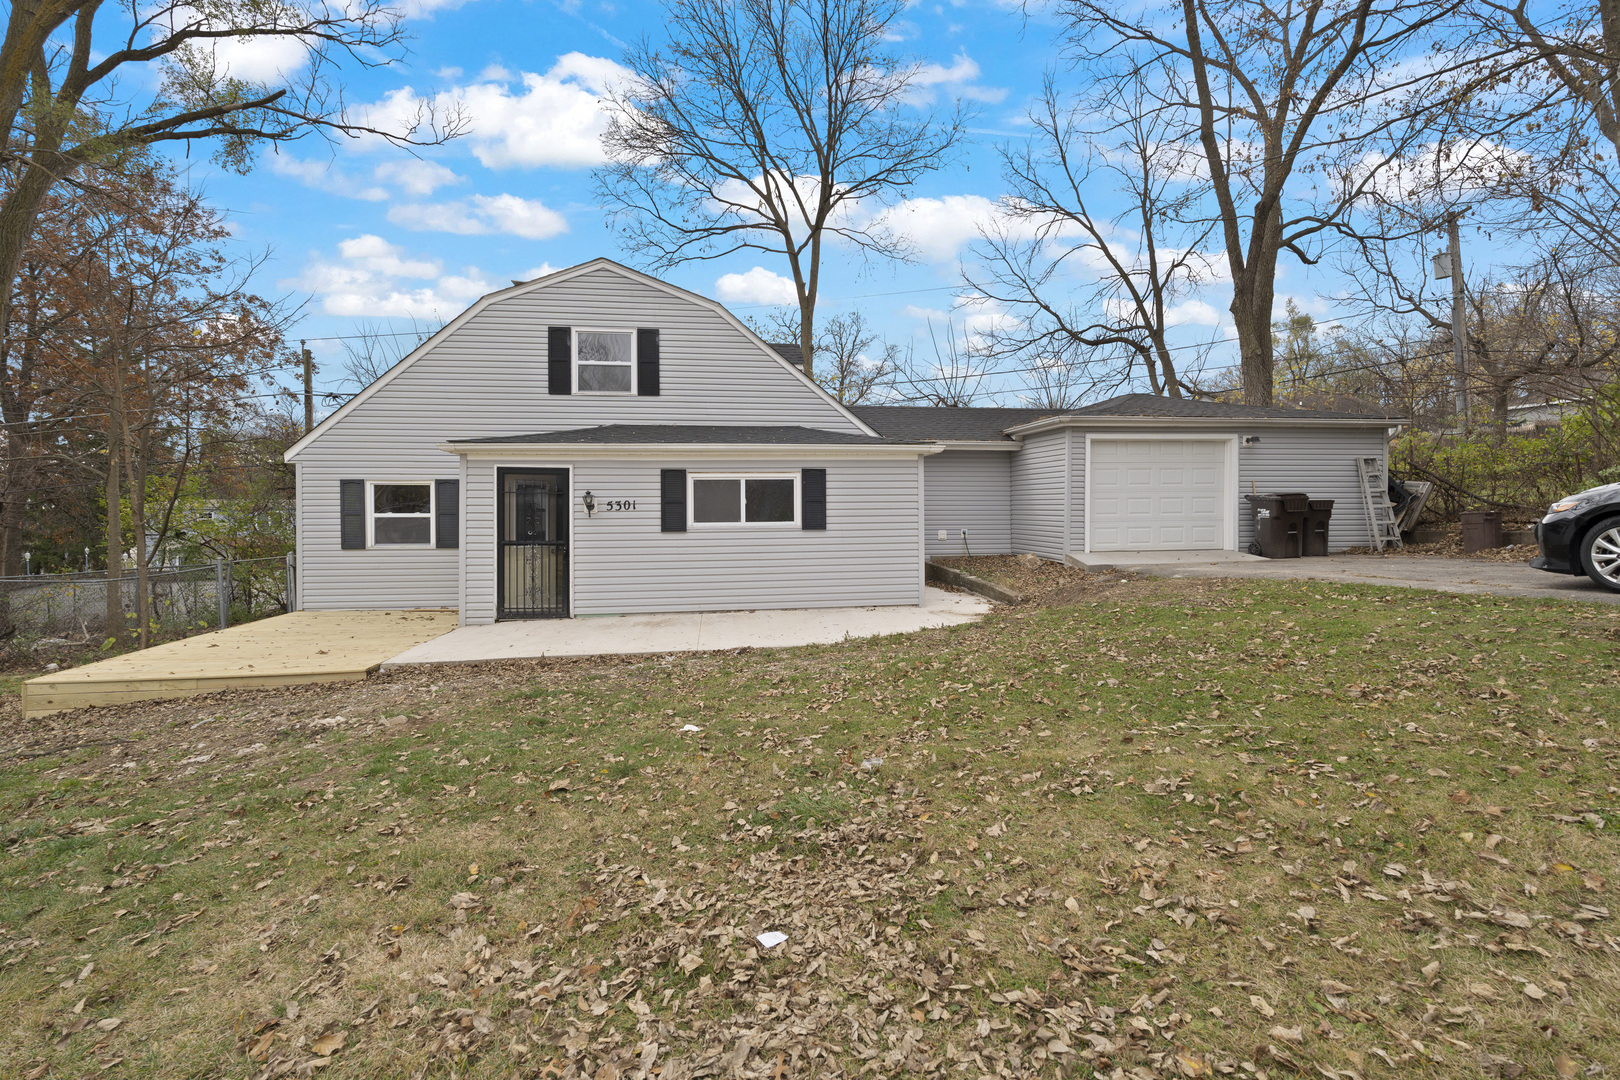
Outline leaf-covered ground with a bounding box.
[0,576,1617,1080]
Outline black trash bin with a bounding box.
[1304,498,1334,556]
[1246,493,1309,558]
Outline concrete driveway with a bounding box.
[1074,549,1619,604]
[382,587,991,668]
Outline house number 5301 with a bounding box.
[603,500,636,511]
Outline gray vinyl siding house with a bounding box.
[285,259,1399,624]
[286,260,933,623]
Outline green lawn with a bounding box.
[0,576,1616,1080]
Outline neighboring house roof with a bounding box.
[448,424,910,445]
[852,406,1051,442]
[768,343,804,367]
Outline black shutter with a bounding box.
[637,328,660,396]
[802,468,826,530]
[435,479,459,549]
[548,326,571,395]
[340,479,365,550]
[661,469,687,532]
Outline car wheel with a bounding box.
[1580,516,1620,592]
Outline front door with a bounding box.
[498,469,569,618]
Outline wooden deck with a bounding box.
[21,609,460,718]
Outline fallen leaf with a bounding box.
[94,1018,122,1032]
[1249,995,1275,1018]
[1554,1054,1580,1078]
[1522,983,1547,1001]
[1268,1025,1304,1044]
[1421,960,1440,981]
[1450,790,1472,805]
[1466,982,1499,1000]
[311,1031,346,1057]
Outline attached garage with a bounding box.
[1087,437,1233,551]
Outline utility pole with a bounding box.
[301,340,314,434]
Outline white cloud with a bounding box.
[907,53,1006,105]
[1165,299,1222,327]
[373,159,464,196]
[519,263,559,282]
[387,194,569,239]
[453,53,634,169]
[880,194,1003,262]
[283,235,497,319]
[715,267,799,306]
[269,155,389,201]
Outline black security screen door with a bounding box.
[499,469,569,619]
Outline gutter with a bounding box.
[439,442,944,459]
[1003,414,1410,437]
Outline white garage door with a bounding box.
[1089,439,1227,550]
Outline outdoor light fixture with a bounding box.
[582,490,597,517]
[83,546,90,571]
[1242,435,1261,446]
[22,551,29,575]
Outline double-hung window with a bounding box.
[370,482,433,546]
[689,473,798,527]
[574,330,635,393]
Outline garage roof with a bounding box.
[853,394,1400,442]
[1058,393,1400,421]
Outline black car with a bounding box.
[1531,481,1620,592]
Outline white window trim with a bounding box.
[688,471,800,528]
[367,480,435,548]
[572,327,637,395]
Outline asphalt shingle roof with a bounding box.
[1060,393,1400,421]
[767,343,804,367]
[853,394,1398,441]
[851,406,1050,442]
[449,425,903,445]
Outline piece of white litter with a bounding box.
[757,931,788,949]
[861,757,884,771]
[680,724,703,733]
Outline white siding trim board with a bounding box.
[444,442,937,461]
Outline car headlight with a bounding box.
[1550,498,1585,513]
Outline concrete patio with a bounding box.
[1075,549,1618,604]
[382,586,992,668]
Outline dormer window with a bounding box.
[575,330,635,393]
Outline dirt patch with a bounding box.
[933,554,1232,609]
[1342,521,1539,563]
[932,554,1094,599]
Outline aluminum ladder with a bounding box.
[1357,456,1404,551]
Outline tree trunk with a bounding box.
[1231,206,1282,407]
[104,439,122,645]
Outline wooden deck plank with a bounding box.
[20,610,458,718]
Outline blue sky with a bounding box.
[176,0,1345,406]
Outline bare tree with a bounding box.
[595,0,965,375]
[893,320,983,406]
[0,0,463,364]
[1052,0,1512,405]
[1475,0,1620,157]
[340,319,442,389]
[813,312,899,404]
[966,78,1217,399]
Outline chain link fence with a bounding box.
[0,554,294,647]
